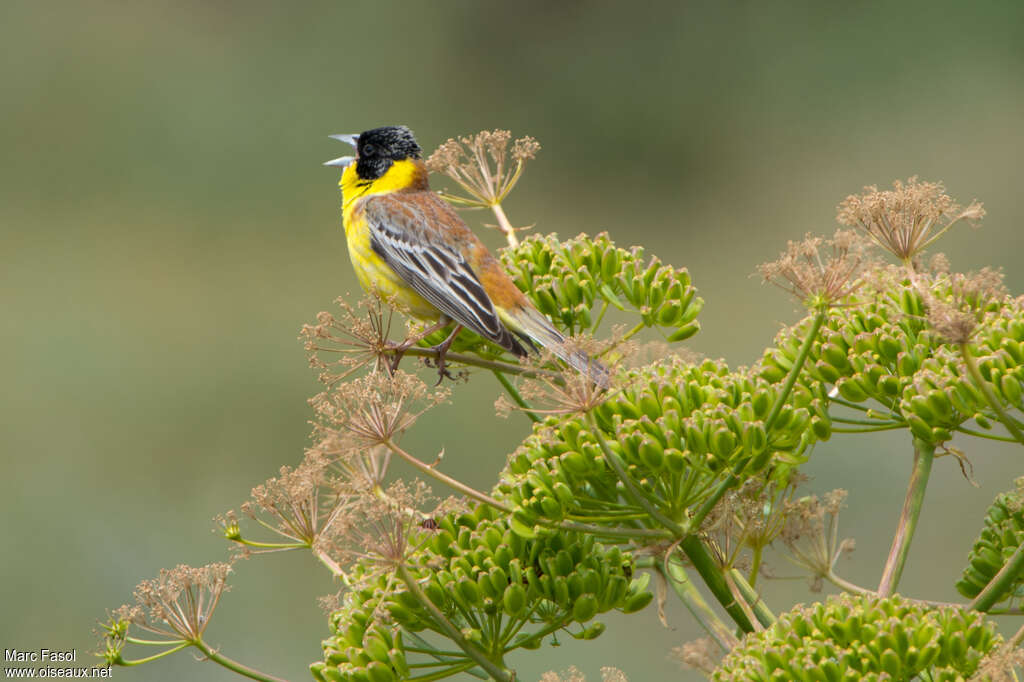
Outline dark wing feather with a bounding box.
[363,196,527,355]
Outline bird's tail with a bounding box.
[501,306,611,388]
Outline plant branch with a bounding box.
[400,347,559,379]
[660,559,738,651]
[678,537,755,632]
[960,342,1024,446]
[969,543,1024,612]
[492,370,540,423]
[877,437,936,596]
[729,568,775,628]
[193,639,289,682]
[397,564,513,682]
[490,203,519,248]
[586,412,683,535]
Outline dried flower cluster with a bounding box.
[311,369,449,449]
[426,129,539,208]
[114,563,232,644]
[925,267,1007,344]
[301,295,396,384]
[757,229,869,308]
[837,176,984,266]
[779,490,855,591]
[540,666,628,682]
[673,637,721,675]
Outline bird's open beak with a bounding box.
[323,133,359,167]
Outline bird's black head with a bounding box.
[354,126,422,180]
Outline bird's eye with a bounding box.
[361,143,375,156]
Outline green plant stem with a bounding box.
[397,564,513,682]
[586,412,683,534]
[408,660,482,681]
[831,424,906,434]
[969,543,1024,612]
[878,437,936,596]
[729,569,775,628]
[555,519,671,539]
[193,639,289,682]
[748,544,764,589]
[507,618,569,651]
[766,311,826,429]
[960,342,1024,446]
[660,559,738,651]
[124,637,188,646]
[678,537,755,633]
[492,370,540,423]
[831,416,904,427]
[116,642,191,666]
[954,425,1020,442]
[400,347,558,379]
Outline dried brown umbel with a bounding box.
[758,229,869,309]
[221,456,334,553]
[317,480,437,582]
[311,369,449,448]
[672,637,721,675]
[837,176,984,267]
[779,489,855,591]
[539,667,629,682]
[127,563,232,642]
[925,267,1007,345]
[301,295,397,385]
[426,130,540,246]
[496,338,617,419]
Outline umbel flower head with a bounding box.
[837,176,984,267]
[311,369,449,448]
[757,229,869,309]
[925,267,1007,344]
[220,455,334,553]
[779,489,855,591]
[301,295,397,385]
[426,129,540,208]
[104,563,232,649]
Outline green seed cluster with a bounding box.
[496,356,827,536]
[313,505,652,682]
[713,594,1001,681]
[761,273,1024,445]
[956,478,1024,603]
[312,579,408,682]
[499,232,703,339]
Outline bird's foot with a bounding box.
[423,339,457,385]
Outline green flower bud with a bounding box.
[572,594,599,622]
[503,583,527,617]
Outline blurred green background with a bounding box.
[3,1,1023,680]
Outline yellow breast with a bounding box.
[339,162,439,320]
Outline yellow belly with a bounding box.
[344,212,439,321]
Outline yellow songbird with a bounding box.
[325,125,607,385]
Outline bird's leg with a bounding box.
[386,317,450,374]
[426,324,463,384]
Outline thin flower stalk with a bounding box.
[878,438,936,596]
